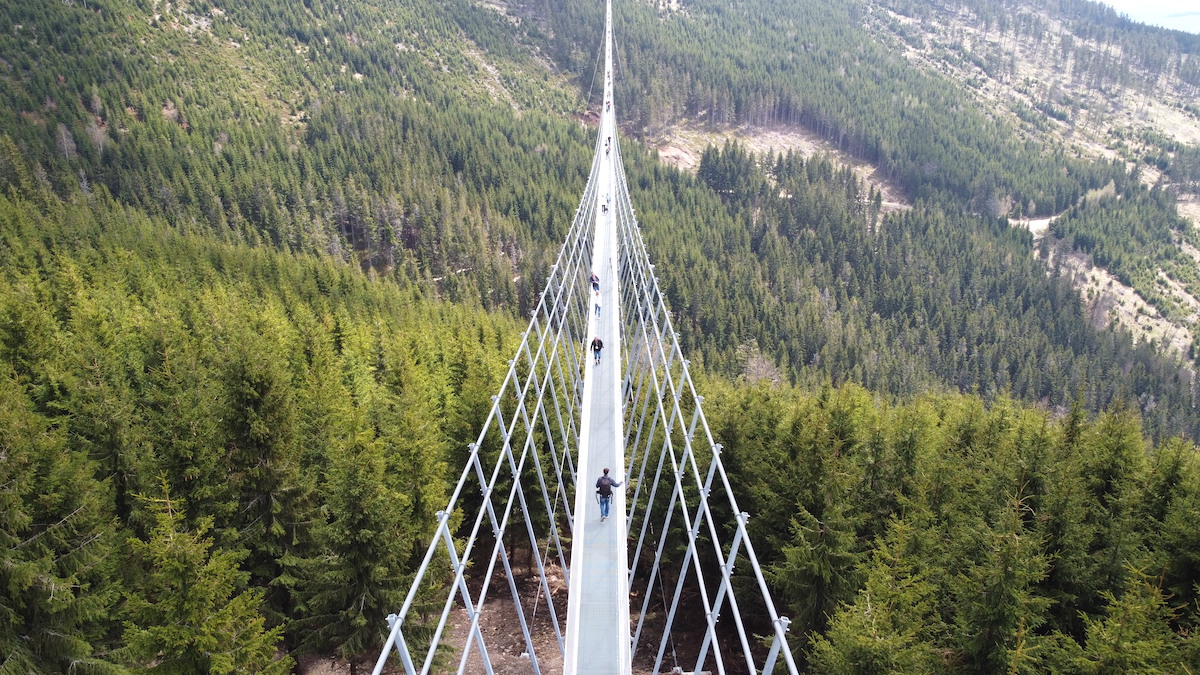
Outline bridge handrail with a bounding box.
[370,132,609,675]
[612,144,800,674]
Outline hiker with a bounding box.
[591,336,603,364]
[590,272,600,293]
[595,468,622,521]
[595,295,602,317]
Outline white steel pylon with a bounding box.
[372,0,798,673]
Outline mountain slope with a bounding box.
[5,0,1200,670]
[0,0,587,309]
[863,0,1200,360]
[4,0,1200,436]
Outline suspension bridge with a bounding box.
[372,2,797,673]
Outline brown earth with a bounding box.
[654,120,911,214]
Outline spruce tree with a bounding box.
[808,520,944,674]
[1073,573,1192,673]
[293,423,411,674]
[120,485,291,674]
[0,370,122,674]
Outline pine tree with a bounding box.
[1074,573,1191,673]
[293,423,411,674]
[120,484,291,674]
[768,502,861,652]
[807,519,943,674]
[0,369,122,674]
[952,497,1051,673]
[216,303,306,624]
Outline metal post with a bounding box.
[762,616,792,675]
[384,613,418,675]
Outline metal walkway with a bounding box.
[562,3,630,672]
[372,1,798,673]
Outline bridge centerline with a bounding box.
[370,0,800,671]
[562,0,631,671]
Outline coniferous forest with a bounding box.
[3,0,1200,671]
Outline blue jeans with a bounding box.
[599,495,612,518]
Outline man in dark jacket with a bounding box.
[591,337,603,364]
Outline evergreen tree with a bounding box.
[293,421,412,674]
[768,503,861,653]
[120,485,291,674]
[216,301,307,624]
[808,520,944,674]
[0,369,121,674]
[1072,573,1193,673]
[951,498,1051,673]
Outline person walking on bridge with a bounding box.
[595,468,622,521]
[590,337,603,364]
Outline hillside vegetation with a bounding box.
[0,174,516,671]
[593,0,1200,365]
[866,0,1200,369]
[2,0,1200,670]
[3,175,1199,671]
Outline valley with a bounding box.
[3,0,1200,671]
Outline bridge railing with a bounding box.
[371,148,610,675]
[611,142,800,675]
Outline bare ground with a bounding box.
[654,121,911,214]
[865,3,1200,173]
[353,553,760,675]
[656,114,1200,362]
[1050,247,1195,357]
[1014,209,1200,360]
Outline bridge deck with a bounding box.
[368,0,801,671]
[562,2,630,672]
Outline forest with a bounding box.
[704,378,1200,672]
[2,0,1200,670]
[5,174,1200,672]
[0,174,516,671]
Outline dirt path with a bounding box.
[1009,210,1198,360]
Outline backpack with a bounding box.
[597,477,613,497]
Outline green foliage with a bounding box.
[807,521,945,674]
[1052,185,1196,321]
[648,143,1198,440]
[0,370,121,675]
[1,0,1196,443]
[544,0,1125,215]
[0,173,514,667]
[704,379,1200,671]
[1070,573,1195,673]
[1,0,1199,667]
[120,485,291,674]
[0,0,586,313]
[291,425,411,668]
[768,504,862,650]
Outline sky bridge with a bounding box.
[372,2,797,673]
